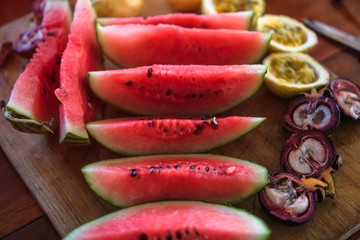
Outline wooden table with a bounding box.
[1,0,360,239]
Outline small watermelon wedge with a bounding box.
[3,0,71,133]
[97,24,272,68]
[55,0,103,145]
[88,64,267,116]
[86,116,265,155]
[82,154,268,207]
[97,11,255,30]
[63,201,271,240]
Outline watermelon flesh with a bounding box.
[55,0,103,145]
[97,11,254,30]
[88,64,267,116]
[3,0,71,133]
[63,201,271,240]
[97,24,272,68]
[82,154,268,207]
[86,116,265,155]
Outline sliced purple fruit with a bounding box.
[280,130,341,197]
[330,77,360,120]
[259,173,327,223]
[284,94,340,134]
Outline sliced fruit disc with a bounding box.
[257,14,318,53]
[263,52,329,98]
[202,0,265,16]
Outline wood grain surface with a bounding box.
[1,0,360,239]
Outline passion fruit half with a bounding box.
[263,52,330,98]
[259,172,326,223]
[284,94,340,134]
[257,14,318,53]
[201,0,265,15]
[330,78,360,120]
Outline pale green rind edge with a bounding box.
[86,117,266,156]
[3,106,54,134]
[81,154,268,208]
[63,200,271,240]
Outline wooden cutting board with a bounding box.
[1,0,360,239]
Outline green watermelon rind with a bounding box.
[82,154,269,208]
[86,117,266,156]
[63,201,271,240]
[3,106,54,134]
[88,65,268,116]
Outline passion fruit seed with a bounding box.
[269,56,316,85]
[259,20,306,47]
[288,138,326,175]
[213,0,261,13]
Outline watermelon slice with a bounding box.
[86,116,265,155]
[3,0,71,133]
[88,64,267,116]
[97,11,255,30]
[97,24,272,68]
[63,201,271,239]
[82,154,268,207]
[55,0,103,145]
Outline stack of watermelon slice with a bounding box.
[4,0,272,238]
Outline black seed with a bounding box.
[213,90,220,96]
[131,169,138,177]
[191,93,196,98]
[56,55,61,65]
[47,30,55,36]
[166,165,171,169]
[200,115,206,120]
[198,46,202,52]
[194,227,200,236]
[125,81,132,86]
[205,167,209,172]
[147,67,153,77]
[139,233,148,240]
[174,165,180,170]
[211,117,218,130]
[196,124,203,131]
[180,127,184,132]
[50,70,56,83]
[150,166,156,173]
[166,89,171,96]
[190,165,196,169]
[166,232,172,240]
[176,230,182,239]
[193,129,200,135]
[158,166,163,172]
[42,87,46,95]
[163,128,168,132]
[199,93,203,98]
[185,228,190,235]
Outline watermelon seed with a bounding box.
[163,128,168,133]
[47,30,55,36]
[157,166,163,172]
[190,165,196,169]
[125,81,132,86]
[198,46,202,53]
[139,233,148,240]
[180,127,184,132]
[174,165,180,170]
[211,117,218,129]
[194,227,200,236]
[193,129,200,135]
[185,227,190,235]
[166,231,172,240]
[191,93,196,98]
[147,67,153,77]
[150,166,156,173]
[199,93,203,98]
[205,167,209,172]
[175,230,182,239]
[130,169,138,177]
[166,165,171,169]
[49,70,56,83]
[166,89,171,96]
[56,55,61,65]
[42,87,46,95]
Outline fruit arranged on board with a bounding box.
[82,154,268,207]
[86,116,265,155]
[92,0,143,17]
[97,11,255,30]
[283,92,340,134]
[330,78,360,120]
[165,0,201,12]
[263,52,330,98]
[202,0,265,16]
[259,172,327,223]
[88,64,267,115]
[3,0,72,133]
[97,23,272,68]
[257,14,318,53]
[63,201,271,240]
[54,0,103,145]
